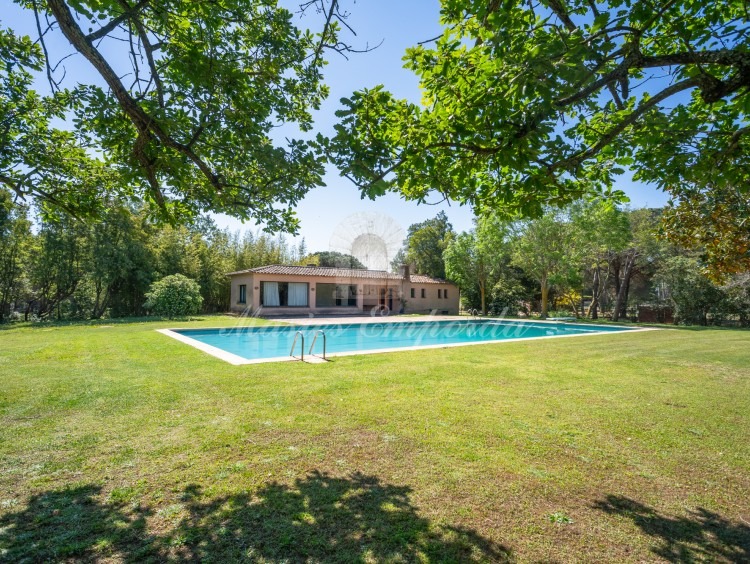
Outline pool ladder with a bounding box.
[289,331,305,361]
[289,330,327,362]
[308,330,327,361]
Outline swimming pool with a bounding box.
[159,319,640,364]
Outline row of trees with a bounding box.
[3,193,747,325]
[394,205,750,326]
[0,196,312,322]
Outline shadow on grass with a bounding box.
[593,495,750,562]
[0,472,512,562]
[0,485,154,561]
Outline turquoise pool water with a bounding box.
[171,320,634,362]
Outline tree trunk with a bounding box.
[95,277,113,319]
[618,273,631,319]
[0,285,9,322]
[480,281,486,316]
[92,286,111,319]
[612,252,636,321]
[540,280,549,319]
[587,267,600,319]
[611,256,621,314]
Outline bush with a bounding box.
[144,274,203,319]
[489,278,530,316]
[724,273,750,327]
[655,257,727,325]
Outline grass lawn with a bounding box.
[1,316,749,562]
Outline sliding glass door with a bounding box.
[260,282,309,307]
[316,283,358,307]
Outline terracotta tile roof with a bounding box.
[408,274,448,284]
[226,264,451,285]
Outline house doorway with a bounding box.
[379,288,393,312]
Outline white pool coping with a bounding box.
[157,317,657,365]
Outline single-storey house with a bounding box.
[227,264,459,316]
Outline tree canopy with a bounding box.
[0,202,308,321]
[444,214,510,314]
[392,211,454,279]
[663,183,750,278]
[328,0,750,273]
[306,251,366,269]
[512,210,579,318]
[0,27,111,219]
[2,0,354,230]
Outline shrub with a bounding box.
[489,277,532,316]
[144,274,203,319]
[655,257,727,325]
[724,273,750,327]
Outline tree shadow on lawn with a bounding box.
[0,484,154,562]
[593,495,750,562]
[0,471,512,562]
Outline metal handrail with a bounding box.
[308,330,326,360]
[290,331,304,361]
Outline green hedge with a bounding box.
[144,274,203,319]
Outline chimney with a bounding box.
[399,264,410,280]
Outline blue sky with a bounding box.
[7,0,669,251]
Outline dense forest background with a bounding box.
[397,205,750,326]
[0,193,314,321]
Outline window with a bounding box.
[260,281,308,307]
[421,288,426,298]
[438,289,442,299]
[336,285,358,306]
[444,288,448,299]
[410,288,415,298]
[238,284,247,304]
[316,283,357,307]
